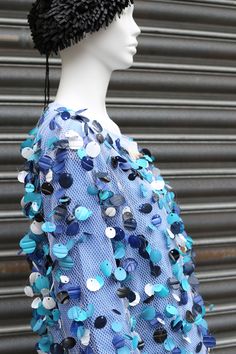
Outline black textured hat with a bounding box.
[27,0,134,110]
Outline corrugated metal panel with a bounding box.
[0,0,235,352]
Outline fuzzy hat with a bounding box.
[27,0,134,110]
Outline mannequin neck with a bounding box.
[54,52,121,134]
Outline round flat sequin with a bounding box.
[56,290,70,304]
[144,283,154,297]
[86,277,103,291]
[151,214,162,226]
[186,310,195,323]
[65,129,84,149]
[31,297,41,309]
[151,178,165,190]
[81,156,94,171]
[52,243,68,259]
[24,285,34,297]
[110,194,125,207]
[153,327,167,343]
[203,335,216,348]
[196,341,203,352]
[21,146,33,159]
[94,315,107,329]
[30,221,43,235]
[112,334,125,349]
[165,304,178,318]
[61,337,76,349]
[111,321,123,332]
[150,249,162,263]
[66,221,80,236]
[17,170,28,183]
[38,154,53,171]
[105,226,116,239]
[50,343,64,354]
[19,235,36,254]
[100,259,112,277]
[114,267,127,281]
[168,249,180,262]
[59,172,73,188]
[41,221,56,233]
[121,258,138,272]
[85,141,101,157]
[67,306,88,321]
[128,234,141,248]
[164,337,175,351]
[45,169,53,182]
[104,206,116,217]
[153,284,169,297]
[74,206,92,220]
[141,305,156,320]
[42,296,56,310]
[117,346,131,354]
[29,272,41,285]
[138,203,152,213]
[61,111,71,120]
[129,291,140,306]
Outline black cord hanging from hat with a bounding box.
[43,53,50,112]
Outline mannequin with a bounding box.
[54,4,141,135]
[18,1,216,353]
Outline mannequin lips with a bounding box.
[128,46,137,53]
[127,41,138,47]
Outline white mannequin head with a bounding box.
[59,3,141,71]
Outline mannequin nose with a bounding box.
[134,25,141,38]
[133,21,141,37]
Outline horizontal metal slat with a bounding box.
[2,95,236,108]
[2,66,236,100]
[139,35,236,67]
[206,311,236,334]
[0,0,32,11]
[3,56,236,75]
[2,0,236,33]
[1,105,236,135]
[0,333,36,354]
[199,277,236,301]
[137,0,236,30]
[168,0,236,7]
[0,295,31,323]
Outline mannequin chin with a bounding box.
[55,3,141,132]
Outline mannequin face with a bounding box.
[61,4,141,71]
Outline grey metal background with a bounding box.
[0,0,235,353]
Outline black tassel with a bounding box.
[43,53,50,112]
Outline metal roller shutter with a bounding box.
[0,0,235,352]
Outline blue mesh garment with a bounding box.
[18,101,216,354]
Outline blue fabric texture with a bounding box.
[18,101,216,353]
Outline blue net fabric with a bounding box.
[18,101,216,354]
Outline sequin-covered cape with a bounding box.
[18,101,216,354]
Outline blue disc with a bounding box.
[52,243,68,259]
